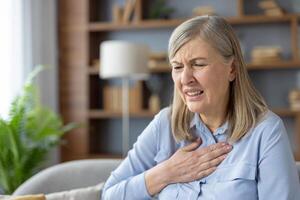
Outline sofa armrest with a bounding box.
[13,159,122,195]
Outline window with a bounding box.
[0,0,25,119]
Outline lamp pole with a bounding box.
[100,40,149,157]
[122,78,130,157]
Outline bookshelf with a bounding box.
[88,60,300,75]
[88,14,300,32]
[59,0,300,161]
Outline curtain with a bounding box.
[0,0,58,164]
[0,0,58,117]
[0,0,25,119]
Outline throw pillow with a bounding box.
[0,194,45,200]
[46,182,104,200]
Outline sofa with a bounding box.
[13,159,300,197]
[13,159,122,196]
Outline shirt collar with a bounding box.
[189,112,200,128]
[189,113,229,135]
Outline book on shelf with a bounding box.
[192,6,216,16]
[149,52,168,60]
[289,89,300,111]
[251,46,281,56]
[123,0,136,23]
[258,0,284,16]
[91,59,100,69]
[148,60,170,70]
[258,0,278,10]
[251,57,282,64]
[133,0,142,22]
[148,52,169,70]
[103,82,143,113]
[112,4,123,23]
[264,8,284,16]
[251,46,281,54]
[103,86,121,112]
[251,46,283,64]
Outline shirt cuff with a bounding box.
[129,172,152,199]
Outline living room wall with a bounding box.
[100,0,300,153]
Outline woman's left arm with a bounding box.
[257,118,300,199]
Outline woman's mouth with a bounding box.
[184,89,204,101]
[186,90,204,97]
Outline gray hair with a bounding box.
[169,15,234,62]
[168,15,267,142]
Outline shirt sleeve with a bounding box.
[101,111,163,200]
[257,117,300,199]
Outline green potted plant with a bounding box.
[0,66,76,194]
[149,0,175,19]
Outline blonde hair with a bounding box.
[168,15,268,142]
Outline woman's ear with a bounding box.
[228,58,236,82]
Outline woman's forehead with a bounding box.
[172,38,218,62]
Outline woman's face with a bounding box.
[171,37,235,116]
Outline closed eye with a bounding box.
[172,65,184,70]
[193,63,207,67]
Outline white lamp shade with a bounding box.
[100,41,149,79]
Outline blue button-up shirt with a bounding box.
[102,107,300,199]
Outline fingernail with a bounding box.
[226,145,232,150]
[221,142,227,146]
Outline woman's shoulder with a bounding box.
[154,106,172,122]
[252,109,285,139]
[153,107,177,151]
[148,106,172,137]
[257,109,283,127]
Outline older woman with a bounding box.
[102,15,300,199]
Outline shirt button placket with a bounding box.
[197,180,205,198]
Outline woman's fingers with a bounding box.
[164,141,232,184]
[197,143,232,163]
[197,142,228,155]
[197,166,217,179]
[181,138,202,152]
[192,150,229,180]
[198,153,228,171]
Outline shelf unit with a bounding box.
[59,0,300,161]
[88,108,298,119]
[88,14,300,32]
[88,109,156,119]
[88,60,300,75]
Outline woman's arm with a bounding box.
[257,118,300,199]
[101,112,161,200]
[102,109,232,199]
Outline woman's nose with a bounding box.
[181,67,195,85]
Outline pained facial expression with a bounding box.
[171,37,235,116]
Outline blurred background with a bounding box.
[2,0,300,166]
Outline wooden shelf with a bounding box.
[247,60,300,70]
[148,60,300,73]
[88,19,185,31]
[228,14,297,25]
[89,108,298,118]
[88,67,99,75]
[88,14,300,32]
[272,108,300,117]
[88,60,300,76]
[89,109,156,119]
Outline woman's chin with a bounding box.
[186,102,205,113]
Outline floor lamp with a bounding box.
[100,41,149,157]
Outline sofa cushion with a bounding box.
[45,182,104,200]
[0,194,45,200]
